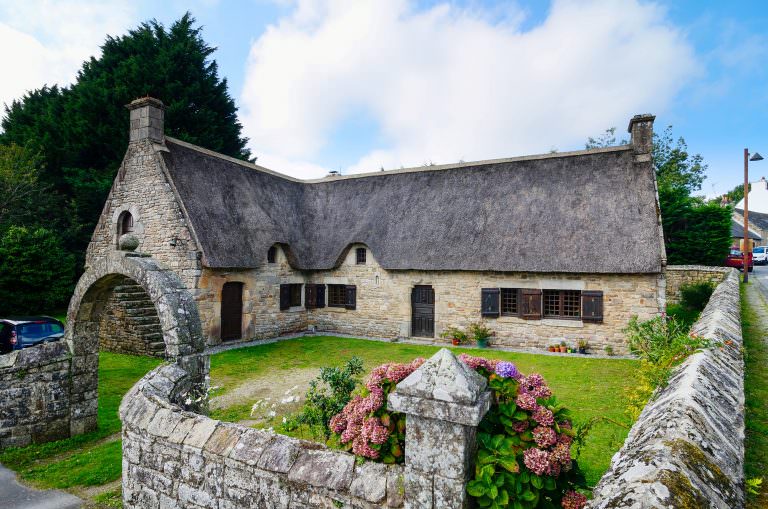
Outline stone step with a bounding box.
[128,316,161,327]
[124,307,158,318]
[148,341,166,352]
[113,285,147,296]
[132,323,163,333]
[119,298,154,309]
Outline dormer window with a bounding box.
[267,246,277,264]
[356,247,366,265]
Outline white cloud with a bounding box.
[240,0,698,177]
[0,0,135,110]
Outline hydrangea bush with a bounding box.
[329,357,425,462]
[330,353,588,508]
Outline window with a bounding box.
[356,247,366,265]
[305,284,325,309]
[328,284,346,307]
[118,211,134,236]
[267,246,277,263]
[328,284,357,310]
[501,288,518,315]
[279,283,303,310]
[543,290,581,319]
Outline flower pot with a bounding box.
[559,346,567,353]
[548,346,556,352]
[477,338,489,349]
[451,338,460,346]
[578,347,587,354]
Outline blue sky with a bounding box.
[1,0,766,196]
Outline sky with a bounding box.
[1,0,766,197]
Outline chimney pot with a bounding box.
[627,113,655,154]
[126,97,165,144]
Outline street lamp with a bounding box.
[743,149,763,283]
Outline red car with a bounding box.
[725,248,754,272]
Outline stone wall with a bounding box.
[665,265,728,305]
[588,269,744,508]
[198,245,662,354]
[0,342,72,449]
[121,348,491,508]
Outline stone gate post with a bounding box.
[388,348,491,509]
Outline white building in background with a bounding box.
[736,177,768,214]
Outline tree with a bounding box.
[0,226,75,315]
[585,127,627,149]
[0,13,250,283]
[0,144,47,229]
[652,125,706,192]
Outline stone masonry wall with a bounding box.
[0,342,72,449]
[98,277,165,357]
[665,265,729,304]
[588,269,744,508]
[121,363,405,508]
[198,245,662,354]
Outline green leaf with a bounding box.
[513,410,529,420]
[467,482,486,497]
[521,490,536,501]
[499,459,519,473]
[544,477,556,491]
[489,485,498,499]
[530,475,543,489]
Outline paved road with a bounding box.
[0,463,81,509]
[748,263,768,299]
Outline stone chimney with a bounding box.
[126,97,165,144]
[627,113,655,155]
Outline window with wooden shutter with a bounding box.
[481,288,500,317]
[316,284,326,308]
[345,285,357,310]
[543,290,581,319]
[328,285,346,307]
[305,284,317,309]
[500,288,519,316]
[279,284,290,310]
[520,289,542,320]
[289,284,302,307]
[582,290,603,323]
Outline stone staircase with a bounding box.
[99,278,165,357]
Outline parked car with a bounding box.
[753,246,768,265]
[0,317,65,354]
[725,248,754,272]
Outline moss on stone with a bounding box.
[663,438,735,501]
[656,469,709,509]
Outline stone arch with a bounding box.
[64,252,207,435]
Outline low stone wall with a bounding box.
[99,277,165,357]
[0,341,72,448]
[589,269,744,508]
[665,265,729,304]
[121,348,491,508]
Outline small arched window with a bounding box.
[118,211,134,236]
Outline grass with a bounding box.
[210,336,638,485]
[0,352,161,491]
[743,284,768,509]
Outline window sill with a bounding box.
[283,306,305,313]
[323,306,347,313]
[541,319,584,328]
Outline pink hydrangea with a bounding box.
[516,393,538,411]
[361,417,389,445]
[558,433,573,447]
[532,406,555,426]
[523,448,550,476]
[550,442,572,467]
[329,414,346,434]
[562,490,587,509]
[512,420,529,433]
[458,353,499,372]
[532,426,557,448]
[519,374,552,399]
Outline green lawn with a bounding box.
[210,336,638,486]
[0,352,161,495]
[743,285,768,509]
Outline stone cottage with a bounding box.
[86,97,665,355]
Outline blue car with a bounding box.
[0,317,65,354]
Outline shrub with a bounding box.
[440,326,468,344]
[330,358,424,462]
[469,322,493,343]
[679,281,715,312]
[282,357,364,440]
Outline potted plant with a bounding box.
[469,322,493,348]
[440,326,468,346]
[559,341,567,353]
[548,345,557,352]
[577,340,589,354]
[604,345,614,356]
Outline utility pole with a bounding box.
[744,148,750,283]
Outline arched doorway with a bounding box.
[65,252,207,435]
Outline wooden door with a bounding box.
[221,282,243,341]
[411,285,435,337]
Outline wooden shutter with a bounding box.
[520,289,542,320]
[305,284,317,309]
[279,284,290,311]
[582,291,603,323]
[345,285,357,310]
[481,288,500,317]
[316,284,326,308]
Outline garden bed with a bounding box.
[209,336,638,485]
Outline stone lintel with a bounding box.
[387,391,491,427]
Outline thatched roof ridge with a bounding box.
[161,138,664,273]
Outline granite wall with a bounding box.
[665,265,729,305]
[121,348,491,509]
[0,341,72,449]
[588,269,745,508]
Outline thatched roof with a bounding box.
[160,138,664,273]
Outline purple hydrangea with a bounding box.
[494,361,520,379]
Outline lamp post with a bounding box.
[743,149,764,283]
